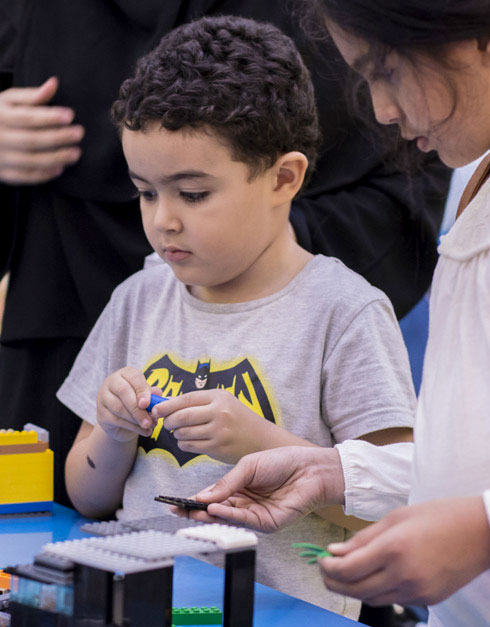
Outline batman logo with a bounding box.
[139,353,276,466]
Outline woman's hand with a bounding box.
[318,496,490,606]
[171,446,346,532]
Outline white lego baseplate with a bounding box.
[42,529,221,574]
[41,524,257,573]
[176,523,258,549]
[41,543,173,575]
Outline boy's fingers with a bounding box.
[100,390,151,430]
[98,404,152,437]
[173,424,210,441]
[120,367,151,408]
[107,369,152,429]
[1,77,59,106]
[155,390,211,417]
[162,405,210,430]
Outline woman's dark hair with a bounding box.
[309,1,490,53]
[112,15,320,185]
[295,0,490,169]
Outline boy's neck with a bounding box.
[189,228,313,304]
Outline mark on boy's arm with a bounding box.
[87,455,96,469]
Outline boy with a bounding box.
[59,16,415,617]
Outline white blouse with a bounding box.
[337,177,490,626]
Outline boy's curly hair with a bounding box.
[112,15,320,184]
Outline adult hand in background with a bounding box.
[172,446,346,532]
[318,496,490,606]
[0,76,84,185]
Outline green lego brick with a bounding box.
[292,542,332,564]
[172,606,222,625]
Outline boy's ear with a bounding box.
[271,152,308,205]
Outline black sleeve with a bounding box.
[0,0,18,278]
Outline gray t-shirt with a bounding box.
[58,255,415,617]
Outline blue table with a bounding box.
[0,504,366,626]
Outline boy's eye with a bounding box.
[180,191,209,203]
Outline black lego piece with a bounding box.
[154,496,208,511]
[223,550,255,627]
[73,564,113,625]
[116,565,174,627]
[8,601,72,627]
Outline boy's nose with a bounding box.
[154,201,182,233]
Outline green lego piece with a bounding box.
[292,542,332,564]
[171,606,222,625]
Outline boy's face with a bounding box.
[122,124,287,302]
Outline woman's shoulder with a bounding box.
[439,177,490,261]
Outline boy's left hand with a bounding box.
[150,389,265,463]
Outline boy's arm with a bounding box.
[65,420,138,519]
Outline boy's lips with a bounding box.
[163,246,191,262]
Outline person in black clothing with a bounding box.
[0,0,450,509]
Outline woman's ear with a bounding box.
[271,151,309,206]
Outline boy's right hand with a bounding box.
[96,366,160,442]
[0,77,84,185]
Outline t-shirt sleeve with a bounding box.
[57,300,114,425]
[322,297,416,443]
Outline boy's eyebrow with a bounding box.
[128,169,213,184]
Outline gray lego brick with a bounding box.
[40,539,174,574]
[88,530,219,560]
[81,515,201,538]
[81,520,133,536]
[126,514,202,533]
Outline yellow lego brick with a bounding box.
[0,429,37,445]
[0,449,53,504]
[0,571,10,589]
